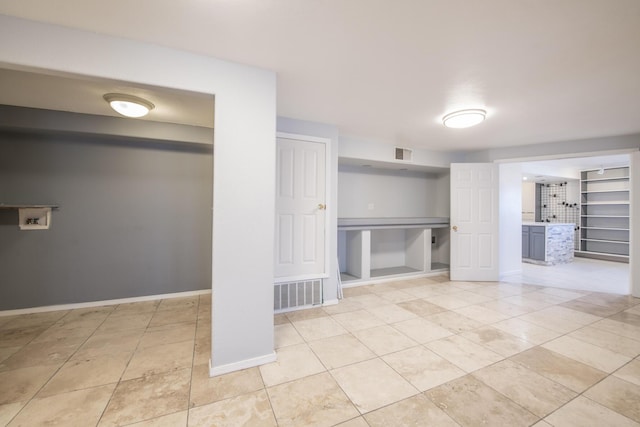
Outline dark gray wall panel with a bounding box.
[0,131,212,310]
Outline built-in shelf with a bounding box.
[581,215,629,218]
[371,266,421,278]
[579,166,630,263]
[581,177,629,183]
[338,218,450,285]
[582,202,629,205]
[581,190,629,194]
[337,217,449,230]
[574,250,629,262]
[580,238,628,244]
[431,262,449,271]
[581,227,629,231]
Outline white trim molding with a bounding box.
[340,271,448,288]
[274,274,329,284]
[209,352,277,377]
[0,289,212,317]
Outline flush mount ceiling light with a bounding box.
[442,109,486,129]
[103,93,154,118]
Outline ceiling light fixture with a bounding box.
[442,109,486,129]
[104,93,154,118]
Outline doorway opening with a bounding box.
[507,153,631,294]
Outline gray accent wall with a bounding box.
[0,128,213,310]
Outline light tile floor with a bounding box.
[1,277,639,426]
[503,257,630,295]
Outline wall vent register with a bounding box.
[395,147,413,161]
[274,279,322,312]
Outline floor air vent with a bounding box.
[274,279,322,311]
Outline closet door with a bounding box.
[275,136,327,280]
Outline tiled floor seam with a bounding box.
[422,373,542,426]
[503,326,640,424]
[7,307,118,427]
[94,301,162,426]
[184,295,204,427]
[530,376,639,426]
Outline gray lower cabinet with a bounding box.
[523,225,545,261]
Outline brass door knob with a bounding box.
[452,225,458,232]
[318,203,326,210]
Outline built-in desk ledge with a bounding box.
[338,217,449,230]
[0,204,58,230]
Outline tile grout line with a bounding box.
[95,300,162,426]
[5,306,116,427]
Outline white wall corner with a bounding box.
[499,269,523,279]
[209,352,276,377]
[630,151,640,297]
[498,163,523,277]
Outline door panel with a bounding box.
[277,214,294,265]
[275,137,326,279]
[531,227,546,261]
[450,163,499,281]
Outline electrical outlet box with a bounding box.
[18,207,52,230]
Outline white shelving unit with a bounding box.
[338,217,449,285]
[577,167,630,262]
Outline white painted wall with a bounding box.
[631,151,640,297]
[464,134,640,163]
[522,181,536,222]
[0,15,277,375]
[499,163,523,278]
[370,229,406,269]
[435,173,451,217]
[338,166,445,218]
[339,135,463,168]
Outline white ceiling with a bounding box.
[1,1,639,151]
[0,68,215,128]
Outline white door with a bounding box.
[275,136,327,280]
[450,163,499,281]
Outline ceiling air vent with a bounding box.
[395,147,413,161]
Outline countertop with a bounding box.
[338,217,449,230]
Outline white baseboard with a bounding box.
[322,299,339,306]
[209,351,277,377]
[0,289,212,317]
[341,271,448,288]
[500,269,523,279]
